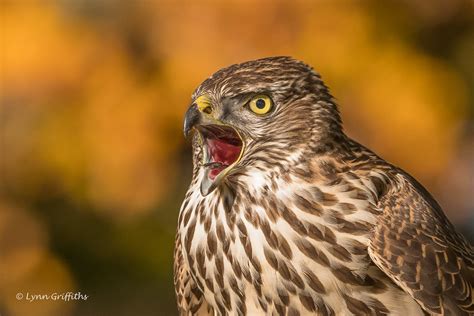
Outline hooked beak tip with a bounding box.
[183,104,200,138]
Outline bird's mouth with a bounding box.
[197,124,244,195]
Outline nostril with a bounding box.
[202,106,212,114]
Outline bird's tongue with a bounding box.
[207,138,241,180]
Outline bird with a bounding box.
[174,56,473,315]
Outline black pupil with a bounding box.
[256,99,266,109]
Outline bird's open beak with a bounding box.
[183,103,245,196]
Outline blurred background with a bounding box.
[1,0,473,315]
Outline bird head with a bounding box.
[184,56,342,196]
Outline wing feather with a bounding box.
[368,171,474,315]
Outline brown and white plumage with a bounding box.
[174,57,473,315]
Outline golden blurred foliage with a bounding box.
[0,203,47,288]
[1,1,473,315]
[0,203,75,316]
[4,255,76,316]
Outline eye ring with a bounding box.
[248,95,273,115]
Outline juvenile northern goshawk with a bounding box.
[174,57,473,315]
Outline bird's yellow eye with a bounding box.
[249,95,273,115]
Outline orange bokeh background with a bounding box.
[1,1,473,315]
